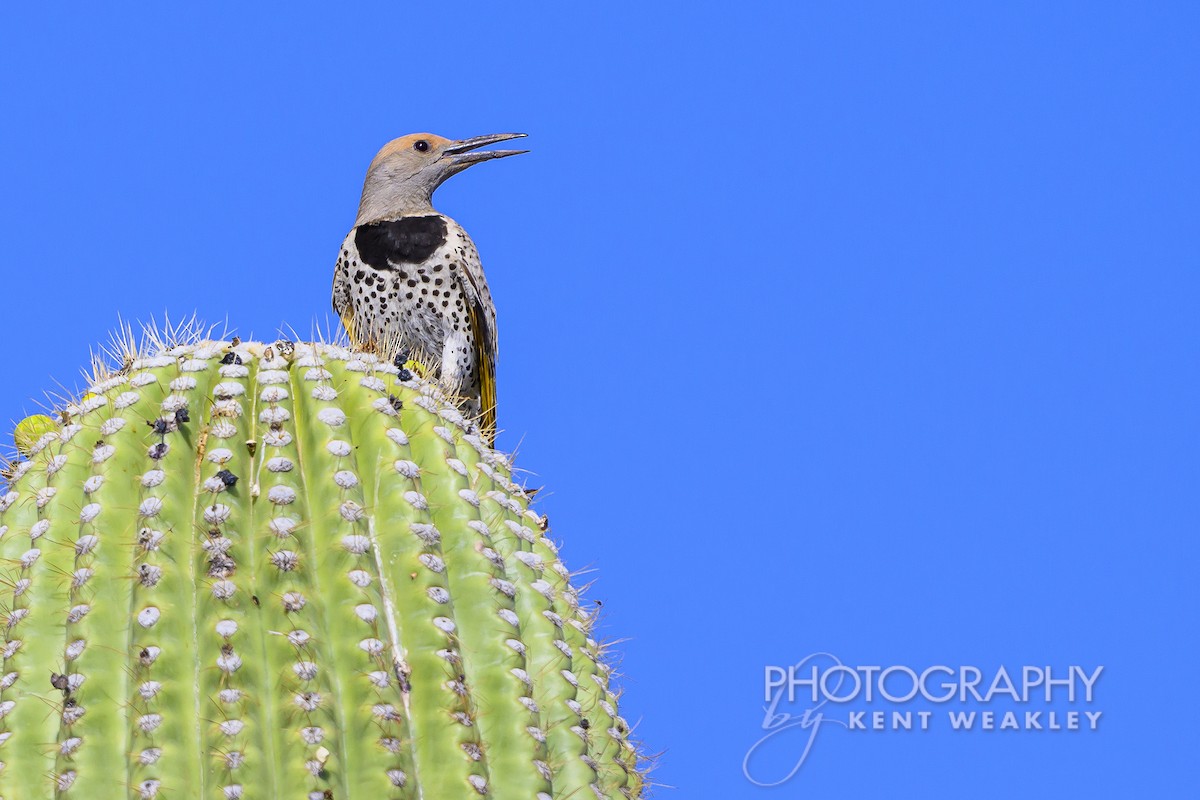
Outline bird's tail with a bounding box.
[479,359,497,446]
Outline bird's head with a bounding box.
[356,132,527,223]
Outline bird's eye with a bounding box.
[413,140,430,152]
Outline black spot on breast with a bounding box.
[354,216,448,269]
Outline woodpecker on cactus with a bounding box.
[333,133,527,443]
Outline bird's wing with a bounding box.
[459,243,498,442]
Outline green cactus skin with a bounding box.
[0,341,642,800]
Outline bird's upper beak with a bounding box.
[443,133,529,166]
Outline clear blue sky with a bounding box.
[2,3,1197,796]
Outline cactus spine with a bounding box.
[0,339,642,799]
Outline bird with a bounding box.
[333,132,527,443]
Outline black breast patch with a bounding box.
[355,216,448,268]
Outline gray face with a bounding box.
[355,133,528,224]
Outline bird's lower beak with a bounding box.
[444,133,529,166]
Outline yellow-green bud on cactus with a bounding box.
[12,414,58,457]
[0,339,643,799]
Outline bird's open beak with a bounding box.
[444,133,529,166]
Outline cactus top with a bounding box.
[0,339,642,800]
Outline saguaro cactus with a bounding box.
[0,338,643,799]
